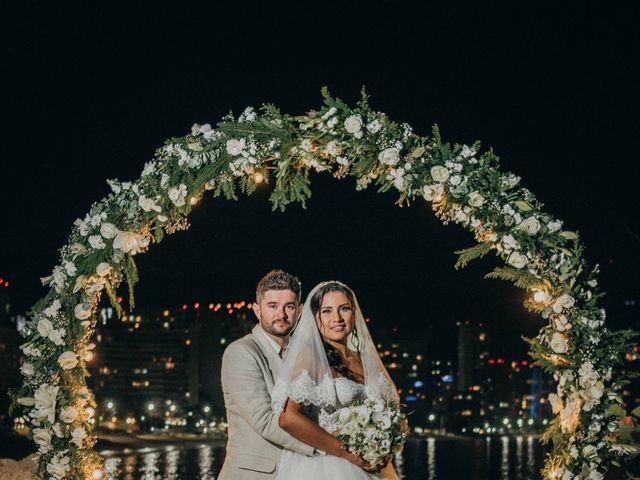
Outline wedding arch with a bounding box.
[11,89,638,479]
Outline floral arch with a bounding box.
[11,89,639,480]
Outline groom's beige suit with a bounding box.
[217,324,314,479]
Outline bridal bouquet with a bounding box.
[319,398,409,465]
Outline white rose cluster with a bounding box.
[226,138,260,176]
[318,398,408,466]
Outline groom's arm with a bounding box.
[221,342,315,456]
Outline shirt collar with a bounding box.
[258,325,284,356]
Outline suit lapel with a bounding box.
[251,324,283,381]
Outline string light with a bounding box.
[254,172,264,184]
[533,290,551,303]
[91,469,104,479]
[189,196,199,206]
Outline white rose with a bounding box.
[60,406,78,424]
[366,119,382,134]
[339,407,351,422]
[519,216,541,235]
[52,423,64,437]
[550,332,569,354]
[138,195,162,213]
[48,328,65,346]
[553,294,575,313]
[71,426,86,447]
[344,115,363,135]
[95,262,112,277]
[587,471,604,480]
[226,138,245,156]
[430,166,450,183]
[507,251,528,269]
[326,140,339,156]
[167,184,188,208]
[449,174,462,186]
[33,428,52,450]
[553,315,571,332]
[501,234,518,252]
[46,455,70,479]
[20,362,35,376]
[100,223,118,239]
[37,318,54,338]
[113,230,147,254]
[422,184,444,202]
[547,220,563,233]
[588,381,605,400]
[58,351,78,370]
[582,444,598,459]
[468,191,485,207]
[63,261,77,277]
[34,385,59,423]
[378,147,400,166]
[74,303,92,320]
[460,145,476,158]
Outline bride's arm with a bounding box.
[278,398,370,468]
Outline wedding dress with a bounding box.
[271,281,401,480]
[275,375,399,479]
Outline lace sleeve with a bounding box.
[271,369,337,415]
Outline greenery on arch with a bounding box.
[10,88,640,479]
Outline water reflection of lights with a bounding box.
[501,435,509,479]
[516,435,524,477]
[199,445,215,480]
[427,437,436,480]
[123,455,138,480]
[103,456,121,480]
[393,450,404,479]
[527,435,535,472]
[165,447,180,479]
[140,451,160,479]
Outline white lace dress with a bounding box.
[275,376,399,480]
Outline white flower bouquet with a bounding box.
[319,398,409,466]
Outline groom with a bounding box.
[217,269,315,479]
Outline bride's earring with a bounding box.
[351,326,360,351]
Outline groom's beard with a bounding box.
[263,319,294,338]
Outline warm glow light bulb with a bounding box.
[190,196,198,205]
[254,172,264,184]
[533,290,548,303]
[92,468,104,479]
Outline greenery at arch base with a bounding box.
[9,89,640,480]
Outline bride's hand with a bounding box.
[339,449,372,469]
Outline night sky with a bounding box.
[1,2,638,359]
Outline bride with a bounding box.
[271,281,401,479]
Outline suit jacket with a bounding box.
[217,324,314,479]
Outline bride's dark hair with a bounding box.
[309,282,359,382]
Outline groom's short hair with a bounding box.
[256,269,302,303]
